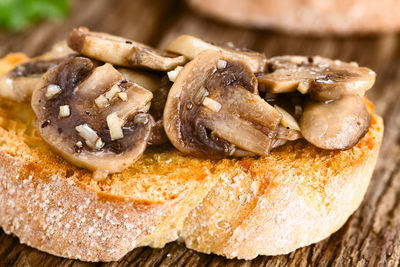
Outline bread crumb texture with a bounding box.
[0,54,383,261]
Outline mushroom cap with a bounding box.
[31,57,154,178]
[68,27,187,71]
[164,50,281,158]
[299,95,370,150]
[165,35,267,73]
[258,56,376,101]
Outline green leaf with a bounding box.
[0,0,69,31]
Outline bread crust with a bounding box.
[0,150,170,261]
[0,54,384,261]
[181,112,383,258]
[187,0,400,35]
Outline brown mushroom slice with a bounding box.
[164,50,281,158]
[31,57,154,179]
[165,35,267,73]
[68,27,187,71]
[299,95,370,150]
[258,56,376,101]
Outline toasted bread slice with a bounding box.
[0,54,383,261]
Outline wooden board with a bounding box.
[1,0,400,266]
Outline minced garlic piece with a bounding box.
[105,84,121,100]
[76,141,83,148]
[106,112,124,140]
[95,137,105,150]
[217,59,227,69]
[167,66,183,82]
[118,92,128,101]
[297,81,310,94]
[59,105,70,118]
[75,124,101,150]
[95,84,122,108]
[202,97,222,112]
[95,95,109,108]
[45,84,61,99]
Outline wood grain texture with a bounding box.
[0,0,399,266]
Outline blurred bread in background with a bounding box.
[187,0,400,35]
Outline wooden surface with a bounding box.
[0,0,399,266]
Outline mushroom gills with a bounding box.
[31,57,154,178]
[299,95,370,150]
[165,35,267,73]
[163,50,281,158]
[258,56,376,101]
[68,27,187,71]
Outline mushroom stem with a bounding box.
[77,63,122,98]
[68,27,187,71]
[201,110,272,156]
[212,84,281,131]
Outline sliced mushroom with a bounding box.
[0,57,75,102]
[163,50,281,158]
[116,68,169,145]
[258,56,376,101]
[68,27,187,71]
[165,35,267,73]
[31,57,154,179]
[299,95,370,150]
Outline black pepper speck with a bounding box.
[41,120,50,128]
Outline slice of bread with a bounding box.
[0,54,383,261]
[187,0,400,35]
